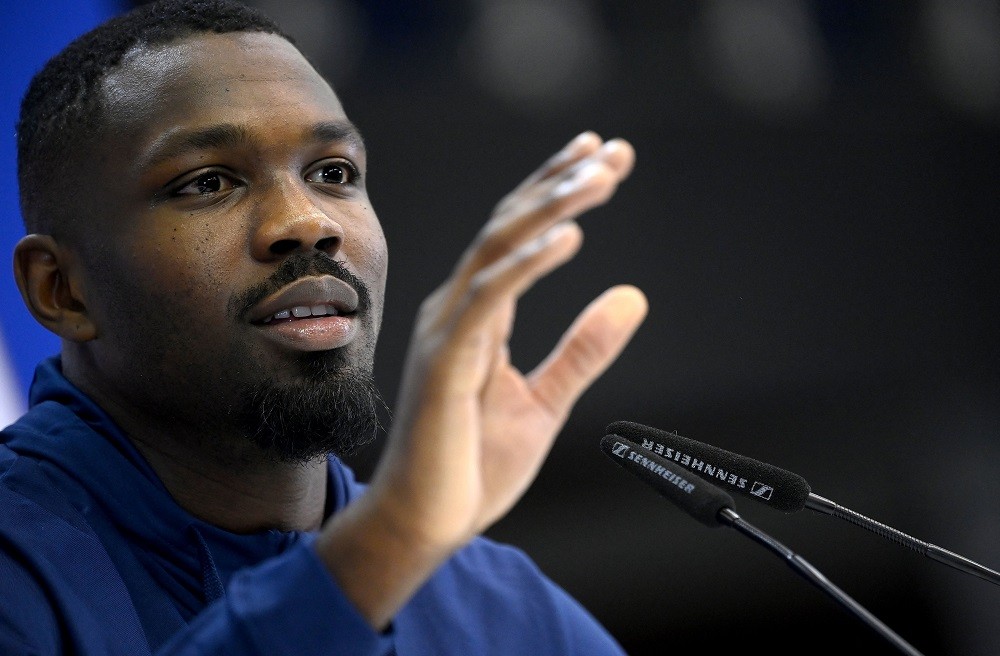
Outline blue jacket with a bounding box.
[0,358,624,655]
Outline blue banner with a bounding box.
[1,0,125,425]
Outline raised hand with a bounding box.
[317,133,647,628]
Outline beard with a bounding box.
[226,253,386,463]
[234,349,386,464]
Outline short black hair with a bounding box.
[16,0,293,235]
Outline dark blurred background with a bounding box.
[4,1,999,653]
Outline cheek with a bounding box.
[175,223,239,298]
[102,223,235,326]
[345,206,388,288]
[340,207,387,339]
[357,231,388,290]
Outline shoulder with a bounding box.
[0,450,68,654]
[327,463,623,653]
[0,533,62,654]
[397,535,626,655]
[0,444,149,656]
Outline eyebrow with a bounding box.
[312,120,366,153]
[139,120,366,170]
[140,123,254,170]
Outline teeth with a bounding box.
[261,304,339,324]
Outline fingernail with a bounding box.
[555,162,602,196]
[598,139,624,156]
[565,131,595,151]
[542,221,573,243]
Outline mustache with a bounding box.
[229,253,372,321]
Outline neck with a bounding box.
[129,433,329,533]
[64,356,329,533]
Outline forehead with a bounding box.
[98,31,350,155]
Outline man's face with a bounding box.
[72,31,387,458]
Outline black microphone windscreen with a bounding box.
[606,420,811,513]
[600,434,734,527]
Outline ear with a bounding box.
[13,234,97,342]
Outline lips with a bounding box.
[259,303,340,324]
[249,275,360,325]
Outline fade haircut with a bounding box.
[16,0,293,236]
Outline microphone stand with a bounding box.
[602,433,926,655]
[718,507,924,656]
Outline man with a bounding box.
[1,0,646,653]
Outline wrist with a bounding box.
[314,486,459,630]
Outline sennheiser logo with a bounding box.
[638,438,749,490]
[751,482,774,500]
[611,441,631,458]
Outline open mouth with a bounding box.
[256,304,347,324]
[248,275,360,326]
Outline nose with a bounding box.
[250,179,344,261]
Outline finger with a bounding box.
[499,138,636,226]
[510,131,603,193]
[480,296,516,379]
[543,137,636,191]
[453,140,634,285]
[445,222,584,349]
[499,138,635,239]
[527,285,648,421]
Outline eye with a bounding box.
[305,159,359,186]
[173,171,237,196]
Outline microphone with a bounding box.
[606,420,810,512]
[600,434,926,656]
[606,420,1000,587]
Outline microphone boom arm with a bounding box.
[805,493,1000,586]
[607,420,1000,588]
